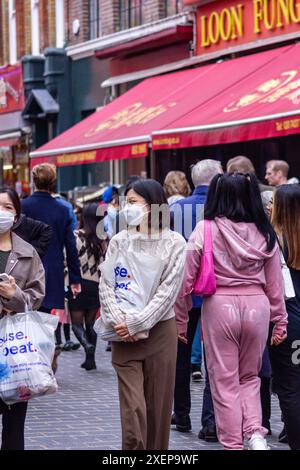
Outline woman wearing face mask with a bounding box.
[68,203,108,370]
[99,179,186,450]
[103,187,120,240]
[0,187,45,450]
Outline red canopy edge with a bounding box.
[152,112,300,149]
[0,137,19,147]
[30,43,300,165]
[29,141,148,168]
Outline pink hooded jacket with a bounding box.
[175,217,288,336]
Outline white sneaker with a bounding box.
[248,432,270,450]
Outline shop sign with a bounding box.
[195,0,300,55]
[0,64,24,114]
[56,151,97,166]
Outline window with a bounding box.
[164,0,181,16]
[88,0,100,40]
[119,0,143,31]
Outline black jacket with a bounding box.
[13,214,52,259]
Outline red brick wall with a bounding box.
[39,0,49,51]
[0,2,5,65]
[101,0,120,35]
[65,0,90,46]
[39,0,56,51]
[25,0,32,54]
[48,0,56,47]
[15,0,31,60]
[144,0,161,23]
[65,0,186,46]
[16,0,26,59]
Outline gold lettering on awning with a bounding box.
[57,151,96,165]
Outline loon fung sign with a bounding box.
[193,0,300,54]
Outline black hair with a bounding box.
[204,172,276,252]
[272,184,300,269]
[124,175,141,194]
[0,187,21,221]
[125,178,169,230]
[81,202,108,263]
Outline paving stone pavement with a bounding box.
[1,339,289,450]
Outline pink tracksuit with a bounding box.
[175,217,288,450]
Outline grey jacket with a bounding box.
[0,233,45,314]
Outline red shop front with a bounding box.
[151,0,300,184]
[0,64,30,194]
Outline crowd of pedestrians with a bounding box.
[0,157,299,452]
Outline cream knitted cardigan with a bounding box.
[99,229,186,337]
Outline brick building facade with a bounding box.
[1,0,190,190]
[63,0,184,46]
[0,0,57,66]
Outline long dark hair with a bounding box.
[81,203,107,263]
[272,184,300,269]
[0,187,21,222]
[125,178,170,230]
[204,173,276,252]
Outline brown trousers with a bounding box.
[112,318,178,450]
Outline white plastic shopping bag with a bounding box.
[96,236,165,342]
[0,310,59,405]
[279,250,296,300]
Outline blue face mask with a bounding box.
[107,206,118,220]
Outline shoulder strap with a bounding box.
[203,220,213,253]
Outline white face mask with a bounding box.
[0,210,15,234]
[121,204,148,226]
[107,206,118,220]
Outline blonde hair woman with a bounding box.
[163,171,191,205]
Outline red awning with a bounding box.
[31,43,300,168]
[152,43,300,150]
[0,137,19,147]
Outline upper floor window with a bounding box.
[164,0,181,16]
[119,0,143,31]
[89,0,100,40]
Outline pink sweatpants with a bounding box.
[201,291,270,450]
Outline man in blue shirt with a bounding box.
[171,159,222,442]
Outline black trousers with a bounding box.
[174,308,200,417]
[269,306,300,450]
[0,400,28,450]
[260,377,271,430]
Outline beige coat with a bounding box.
[0,233,45,314]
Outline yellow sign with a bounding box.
[198,0,300,53]
[275,118,300,131]
[152,137,181,146]
[131,143,148,156]
[85,102,177,138]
